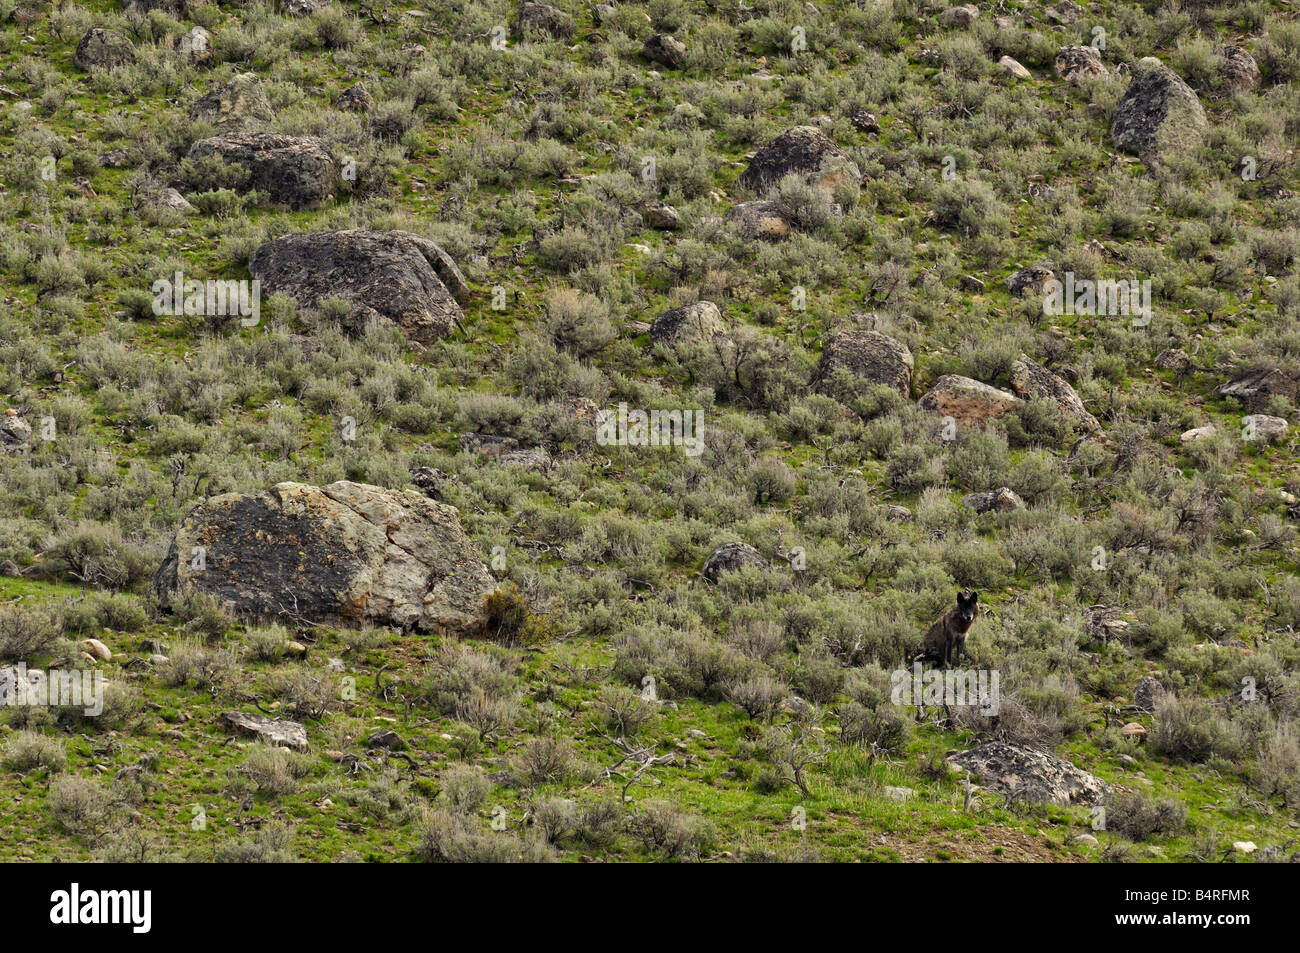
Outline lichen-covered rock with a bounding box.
[649,301,728,349]
[918,375,1021,429]
[948,741,1109,806]
[638,199,683,230]
[738,126,860,198]
[939,4,978,28]
[282,0,329,15]
[249,230,468,345]
[1111,58,1207,166]
[644,33,687,68]
[187,133,339,211]
[1055,45,1106,85]
[815,329,914,398]
[154,481,498,634]
[1217,45,1259,93]
[189,73,275,129]
[999,55,1031,79]
[725,201,793,239]
[962,487,1025,514]
[1007,264,1055,298]
[515,1,574,39]
[74,29,135,73]
[173,27,213,68]
[1010,356,1101,433]
[1242,414,1289,444]
[1219,369,1296,413]
[1,412,33,454]
[336,83,374,112]
[703,542,769,583]
[221,712,308,751]
[1134,676,1166,711]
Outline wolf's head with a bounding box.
[954,590,979,629]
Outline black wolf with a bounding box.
[916,591,979,667]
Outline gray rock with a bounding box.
[1007,264,1055,298]
[815,329,914,398]
[638,199,683,230]
[0,413,32,454]
[643,33,687,68]
[962,487,1025,514]
[367,729,405,750]
[1243,414,1289,444]
[1010,356,1101,433]
[738,126,860,198]
[1134,676,1166,711]
[222,712,308,751]
[649,301,728,349]
[1055,45,1107,85]
[939,4,978,28]
[999,55,1032,80]
[188,132,339,211]
[74,29,135,73]
[703,542,769,583]
[336,83,374,113]
[1111,58,1207,167]
[1217,45,1259,93]
[189,73,275,129]
[1219,369,1296,413]
[1047,1,1083,24]
[918,375,1021,429]
[948,741,1109,806]
[155,187,195,215]
[515,1,574,39]
[173,27,213,68]
[1154,348,1191,372]
[725,201,794,239]
[884,785,915,801]
[155,481,499,634]
[282,0,329,14]
[249,230,468,345]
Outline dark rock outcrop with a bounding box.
[74,29,135,73]
[249,230,468,345]
[189,73,275,129]
[644,33,687,68]
[815,329,914,398]
[1111,58,1207,166]
[649,301,728,349]
[702,542,769,583]
[1054,45,1106,85]
[738,126,860,197]
[1010,356,1101,433]
[188,133,339,211]
[948,741,1109,806]
[155,481,498,634]
[515,1,574,39]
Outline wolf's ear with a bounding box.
[967,590,979,605]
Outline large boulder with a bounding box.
[336,84,374,113]
[187,133,339,211]
[918,375,1021,429]
[1010,356,1101,433]
[74,29,135,73]
[1219,369,1296,413]
[948,741,1109,806]
[1006,264,1055,298]
[649,301,729,349]
[737,126,860,198]
[725,200,793,240]
[702,542,769,583]
[515,1,574,39]
[1242,414,1290,444]
[249,230,469,345]
[1,412,32,454]
[1217,45,1259,93]
[939,4,978,28]
[1111,58,1207,167]
[221,712,308,751]
[643,33,687,68]
[815,329,914,398]
[189,73,275,129]
[154,481,499,634]
[962,487,1025,514]
[173,27,213,68]
[1054,45,1106,85]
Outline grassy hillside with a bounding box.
[1,0,1299,862]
